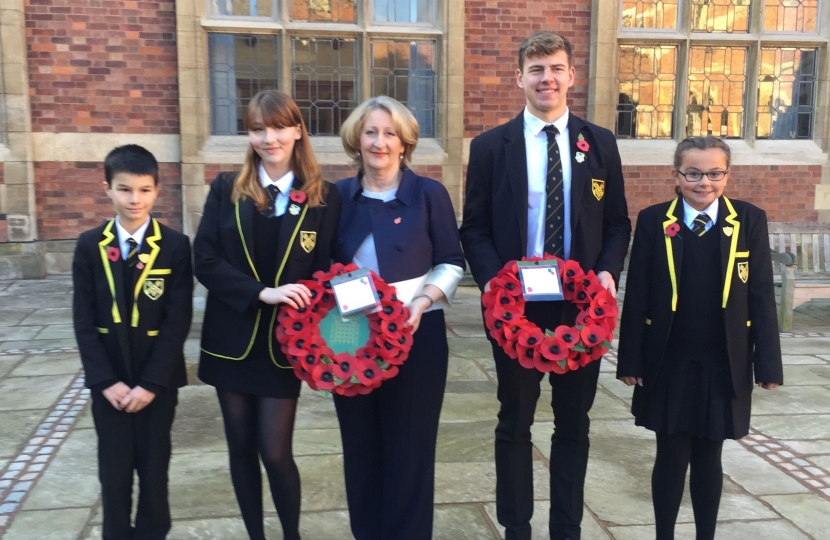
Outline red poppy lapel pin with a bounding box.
[106,246,120,262]
[290,190,307,204]
[664,223,680,237]
[575,133,589,163]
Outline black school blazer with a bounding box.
[460,112,631,290]
[194,172,341,362]
[73,218,193,390]
[617,196,783,399]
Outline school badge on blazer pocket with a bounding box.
[738,261,749,283]
[591,179,605,201]
[300,231,317,253]
[143,278,165,300]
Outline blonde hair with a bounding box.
[231,90,326,209]
[518,31,573,70]
[339,96,419,171]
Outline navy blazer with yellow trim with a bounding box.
[194,172,341,362]
[72,218,193,390]
[460,112,631,290]
[617,196,783,398]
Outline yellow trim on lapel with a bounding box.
[96,327,109,334]
[747,320,752,327]
[147,330,159,336]
[235,201,261,281]
[268,203,309,369]
[662,198,680,312]
[722,196,741,308]
[147,268,172,275]
[97,219,122,324]
[132,219,162,327]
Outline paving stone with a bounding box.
[293,390,340,430]
[484,500,610,540]
[722,441,809,495]
[752,385,830,415]
[0,326,44,342]
[32,325,77,341]
[0,502,18,513]
[21,429,99,511]
[0,375,74,411]
[9,353,81,377]
[780,338,830,356]
[607,520,810,540]
[18,309,74,326]
[0,310,34,327]
[781,354,828,365]
[762,494,830,540]
[781,364,830,385]
[434,460,548,504]
[436,420,496,463]
[447,336,495,361]
[2,508,89,539]
[0,356,24,378]
[446,357,492,382]
[0,410,45,458]
[433,504,502,540]
[808,455,830,471]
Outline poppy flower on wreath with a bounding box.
[107,246,120,262]
[289,190,307,204]
[276,263,413,395]
[482,254,618,374]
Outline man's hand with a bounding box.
[597,271,617,298]
[102,382,131,410]
[620,376,643,387]
[757,382,779,390]
[119,386,156,413]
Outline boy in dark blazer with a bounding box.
[460,32,630,540]
[73,144,193,540]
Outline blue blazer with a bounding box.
[335,169,465,282]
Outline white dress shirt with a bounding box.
[524,107,572,259]
[115,216,150,260]
[259,164,295,217]
[682,198,718,233]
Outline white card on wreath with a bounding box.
[331,270,379,315]
[519,261,564,302]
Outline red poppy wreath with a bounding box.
[275,263,414,396]
[482,255,618,374]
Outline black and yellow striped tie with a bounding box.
[126,238,139,267]
[692,213,711,236]
[543,124,564,258]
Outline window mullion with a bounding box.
[676,38,690,140]
[744,40,760,143]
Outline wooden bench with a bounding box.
[768,223,830,332]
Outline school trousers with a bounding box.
[91,389,178,540]
[333,310,448,540]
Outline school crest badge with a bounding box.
[300,231,317,253]
[591,179,605,201]
[143,278,165,301]
[738,261,749,283]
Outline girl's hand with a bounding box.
[620,376,643,387]
[758,382,779,390]
[404,296,431,333]
[120,386,156,413]
[259,284,311,308]
[102,382,131,410]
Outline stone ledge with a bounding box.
[0,240,76,279]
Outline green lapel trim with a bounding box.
[97,220,121,324]
[131,219,162,327]
[663,198,680,312]
[722,196,741,308]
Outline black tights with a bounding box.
[217,389,301,540]
[652,433,724,540]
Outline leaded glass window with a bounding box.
[757,48,817,139]
[291,0,357,23]
[292,37,359,136]
[621,0,678,29]
[691,0,751,33]
[209,0,275,17]
[374,0,435,24]
[687,46,747,138]
[371,40,436,137]
[764,0,818,32]
[616,45,677,139]
[209,34,280,135]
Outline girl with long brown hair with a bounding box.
[194,90,340,540]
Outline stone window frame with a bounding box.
[176,0,466,234]
[590,0,830,166]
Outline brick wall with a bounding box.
[624,165,821,224]
[25,0,178,134]
[463,0,591,136]
[35,162,182,240]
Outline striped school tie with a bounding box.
[126,238,139,267]
[543,124,564,258]
[692,213,711,236]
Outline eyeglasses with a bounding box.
[675,169,729,182]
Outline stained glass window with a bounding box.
[371,40,436,137]
[764,0,818,32]
[209,34,280,135]
[616,45,677,139]
[757,48,817,139]
[691,0,751,33]
[292,37,359,136]
[621,0,678,28]
[686,46,748,138]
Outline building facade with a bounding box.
[0,0,828,248]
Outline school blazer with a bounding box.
[72,218,193,391]
[194,172,341,361]
[617,196,783,398]
[460,112,631,290]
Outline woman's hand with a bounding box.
[404,296,431,333]
[620,376,643,387]
[757,382,779,390]
[259,284,311,309]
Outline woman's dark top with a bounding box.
[634,223,748,440]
